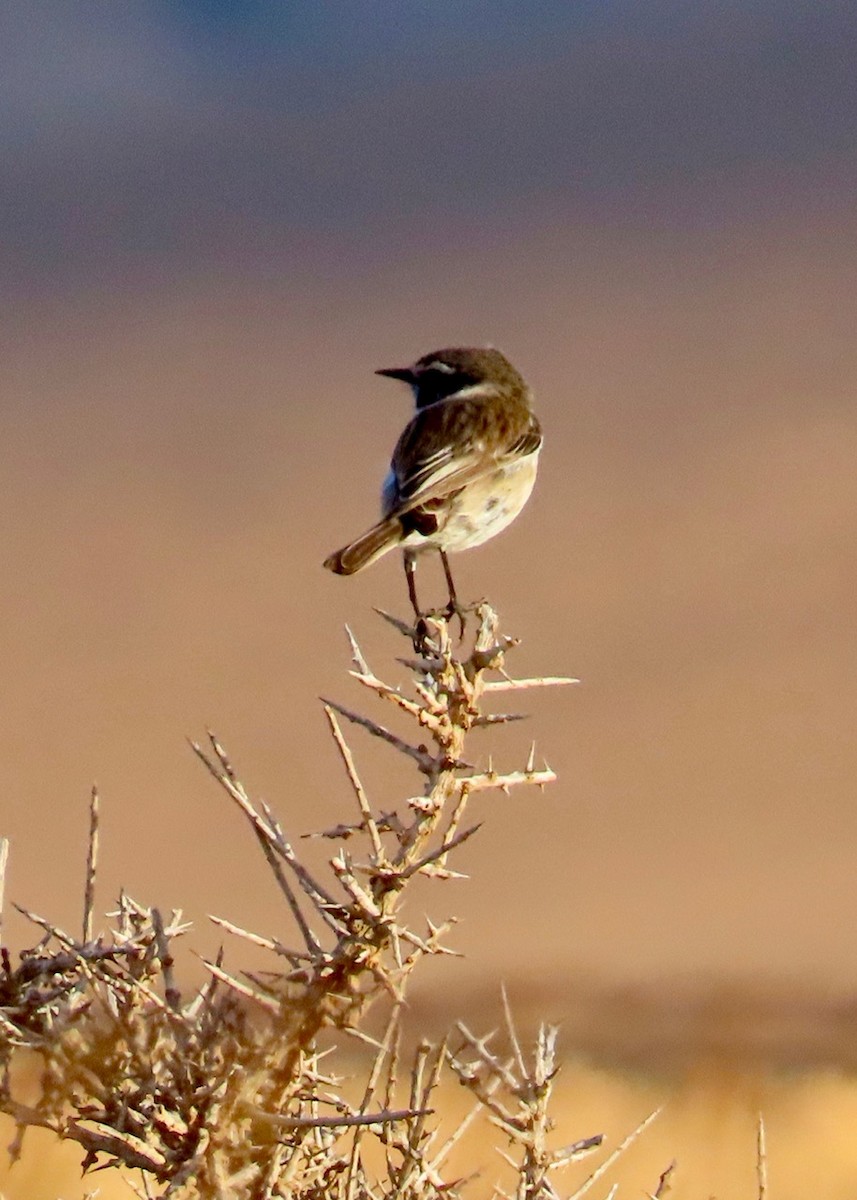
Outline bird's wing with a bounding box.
[385,393,541,517]
[506,421,544,459]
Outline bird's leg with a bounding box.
[404,552,421,620]
[440,550,466,639]
[403,552,432,651]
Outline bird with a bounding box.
[323,346,542,625]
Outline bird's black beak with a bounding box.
[375,366,415,383]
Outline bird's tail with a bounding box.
[323,516,403,575]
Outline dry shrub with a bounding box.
[0,605,661,1199]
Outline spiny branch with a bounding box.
[0,602,652,1200]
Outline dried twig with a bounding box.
[568,1109,662,1200]
[757,1113,768,1200]
[82,784,100,943]
[324,704,386,862]
[650,1159,677,1198]
[0,836,8,940]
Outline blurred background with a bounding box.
[1,1,857,1192]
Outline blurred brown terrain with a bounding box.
[2,216,854,992]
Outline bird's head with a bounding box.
[376,346,527,409]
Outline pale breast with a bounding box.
[401,451,539,553]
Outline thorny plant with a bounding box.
[0,604,664,1199]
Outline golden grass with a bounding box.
[4,1057,857,1199]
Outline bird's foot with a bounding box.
[442,599,468,641]
[410,599,480,652]
[410,609,459,654]
[412,615,432,655]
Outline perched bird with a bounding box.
[323,346,542,622]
